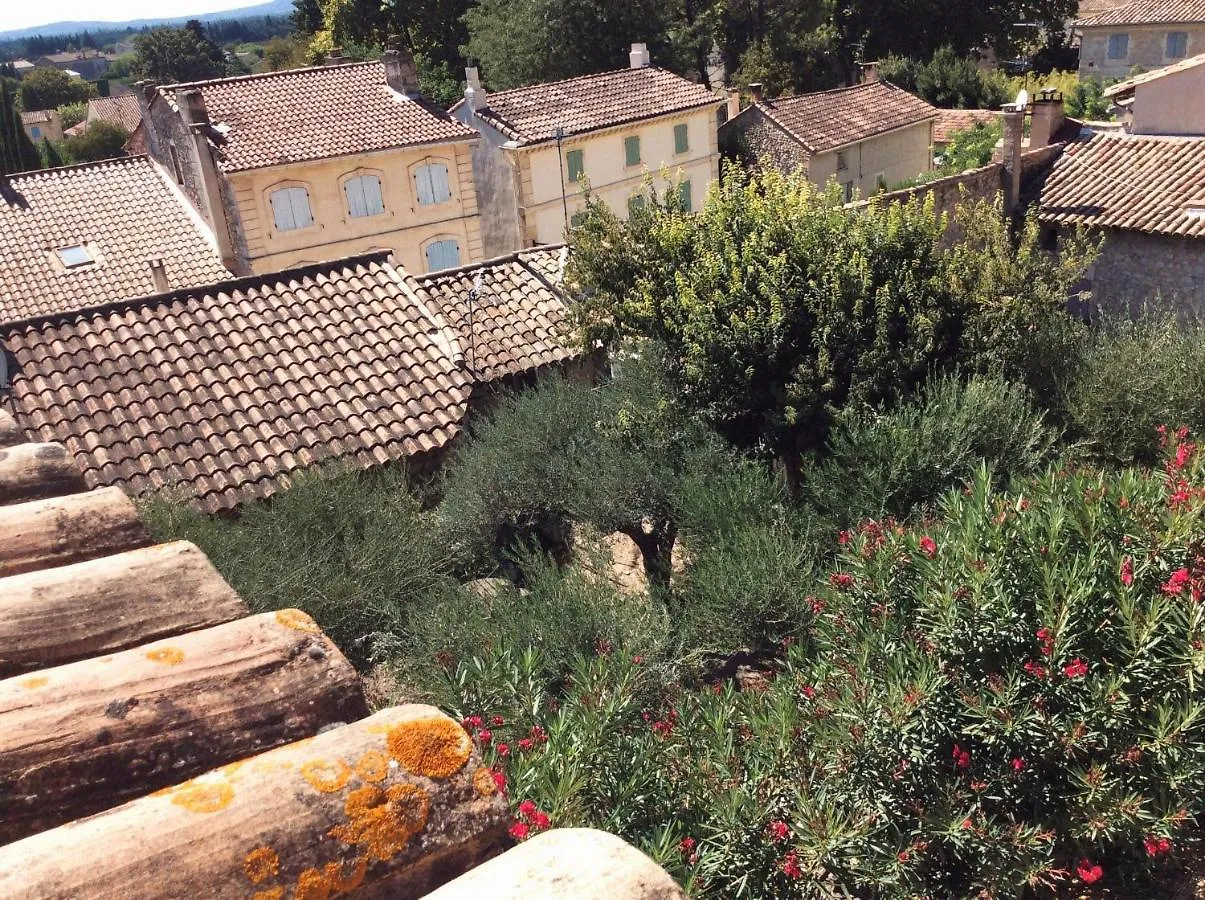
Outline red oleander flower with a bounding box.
[1163,568,1191,595]
[1144,836,1172,857]
[897,850,910,863]
[517,738,533,752]
[496,743,510,757]
[1176,442,1194,469]
[593,637,613,655]
[838,529,851,545]
[767,820,790,842]
[1023,660,1048,678]
[1064,658,1088,678]
[808,596,825,614]
[531,810,551,831]
[1076,859,1103,884]
[477,729,493,745]
[509,822,530,841]
[1121,557,1134,586]
[491,715,505,726]
[462,715,483,729]
[518,800,537,818]
[1011,757,1025,771]
[952,744,971,769]
[491,769,507,792]
[632,655,645,664]
[829,572,855,589]
[919,536,937,558]
[679,837,696,855]
[1036,627,1055,656]
[801,685,816,700]
[781,851,802,879]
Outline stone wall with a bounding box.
[719,106,808,176]
[1079,24,1205,81]
[1082,230,1205,315]
[454,105,525,257]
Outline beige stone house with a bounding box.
[20,110,62,143]
[1076,0,1205,80]
[452,44,722,254]
[720,77,939,199]
[1103,51,1205,133]
[137,50,485,276]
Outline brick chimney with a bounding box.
[1029,87,1065,149]
[383,38,421,98]
[465,65,486,112]
[861,61,879,83]
[727,87,741,120]
[629,42,651,69]
[176,88,210,128]
[1001,101,1025,214]
[749,82,764,102]
[324,46,344,66]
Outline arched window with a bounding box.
[425,238,461,271]
[344,173,385,218]
[414,163,452,206]
[268,186,314,232]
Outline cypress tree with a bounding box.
[0,81,40,175]
[40,136,63,168]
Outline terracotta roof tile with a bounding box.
[0,156,230,325]
[407,249,578,382]
[461,67,720,145]
[20,110,54,124]
[2,255,472,511]
[1036,133,1205,237]
[933,109,1000,144]
[87,93,142,132]
[163,62,477,173]
[754,81,939,154]
[1077,0,1205,25]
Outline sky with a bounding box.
[0,0,258,33]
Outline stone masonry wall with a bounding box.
[719,106,808,176]
[1085,230,1205,315]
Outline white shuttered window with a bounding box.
[345,174,385,218]
[269,186,314,232]
[414,163,452,206]
[425,239,461,271]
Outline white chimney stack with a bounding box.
[465,65,486,112]
[629,43,651,69]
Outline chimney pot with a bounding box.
[149,258,169,293]
[464,66,486,112]
[749,82,764,102]
[629,42,651,69]
[861,61,879,83]
[1029,89,1066,150]
[175,88,210,127]
[383,47,421,98]
[726,87,741,120]
[1000,103,1025,213]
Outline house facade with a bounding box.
[453,44,721,255]
[1103,52,1205,134]
[20,110,62,143]
[720,77,938,199]
[137,51,485,276]
[1076,0,1205,79]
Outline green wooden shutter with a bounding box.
[677,180,692,212]
[624,135,640,167]
[674,123,689,154]
[566,148,584,182]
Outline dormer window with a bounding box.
[56,245,93,268]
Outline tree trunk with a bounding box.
[0,706,509,900]
[628,520,678,591]
[0,609,366,844]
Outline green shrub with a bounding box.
[444,441,1205,896]
[879,48,1009,109]
[1062,313,1205,465]
[803,373,1057,524]
[140,464,458,667]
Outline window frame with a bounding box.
[56,244,93,268]
[1107,32,1129,60]
[342,171,386,219]
[413,160,453,207]
[1166,31,1188,58]
[841,180,855,203]
[30,126,41,140]
[677,180,692,212]
[627,193,646,216]
[624,135,641,168]
[267,183,316,233]
[423,237,462,272]
[566,148,584,183]
[836,150,848,172]
[673,122,689,155]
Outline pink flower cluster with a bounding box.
[508,799,551,841]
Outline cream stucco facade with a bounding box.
[511,107,721,246]
[806,121,934,198]
[1079,23,1204,80]
[1121,61,1205,134]
[228,142,483,275]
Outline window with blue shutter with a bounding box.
[674,123,689,154]
[415,163,452,206]
[566,148,584,182]
[1167,31,1188,58]
[269,186,314,232]
[624,135,641,167]
[1108,33,1129,59]
[345,174,385,218]
[627,194,645,216]
[677,180,692,212]
[425,239,461,271]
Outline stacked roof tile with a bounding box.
[459,68,719,145]
[933,109,1000,144]
[86,93,143,132]
[162,62,478,172]
[409,247,577,382]
[1036,133,1205,237]
[19,110,53,125]
[0,156,230,324]
[753,81,939,154]
[1076,0,1205,24]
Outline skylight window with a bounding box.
[56,245,94,268]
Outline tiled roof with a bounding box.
[87,93,142,132]
[1036,133,1205,237]
[458,67,720,145]
[20,110,53,124]
[1,251,581,511]
[933,109,1000,144]
[162,62,477,173]
[408,248,577,382]
[0,156,230,325]
[1077,0,1205,25]
[1104,52,1205,98]
[517,245,569,285]
[754,81,939,154]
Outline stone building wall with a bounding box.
[719,106,809,176]
[1082,230,1205,314]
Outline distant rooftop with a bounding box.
[87,93,142,133]
[1104,52,1205,98]
[1076,0,1205,26]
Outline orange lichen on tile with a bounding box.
[19,676,48,689]
[472,766,497,797]
[252,888,285,900]
[386,716,473,779]
[294,858,368,900]
[300,758,352,794]
[243,846,280,884]
[329,783,429,862]
[355,750,390,784]
[275,609,322,634]
[170,781,234,813]
[145,647,185,665]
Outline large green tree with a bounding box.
[63,120,128,163]
[314,0,475,74]
[18,68,96,112]
[569,166,1095,484]
[133,21,227,83]
[0,81,40,175]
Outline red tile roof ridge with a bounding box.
[1,249,397,330]
[412,244,569,283]
[160,59,375,93]
[466,65,680,102]
[1,153,153,182]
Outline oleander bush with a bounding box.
[440,433,1205,897]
